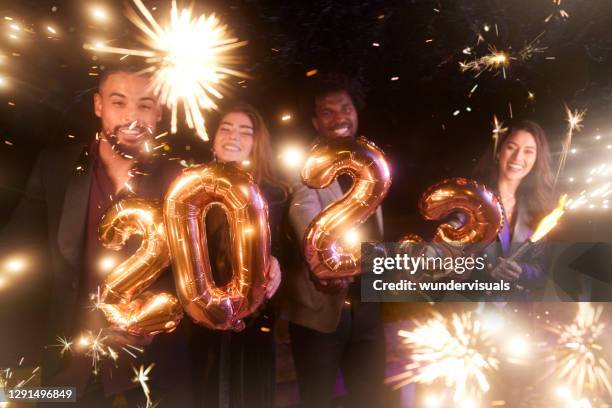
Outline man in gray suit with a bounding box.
[0,67,193,406]
[283,75,386,408]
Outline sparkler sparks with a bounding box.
[76,330,108,375]
[387,311,499,403]
[52,335,74,356]
[52,327,144,377]
[133,363,155,408]
[554,106,586,187]
[460,46,509,78]
[459,31,546,81]
[546,303,611,398]
[563,128,612,211]
[491,115,507,155]
[530,194,567,242]
[1,359,41,406]
[84,0,248,141]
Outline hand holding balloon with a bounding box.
[418,178,503,248]
[98,198,183,336]
[265,256,281,299]
[164,162,271,331]
[301,136,391,280]
[399,178,503,281]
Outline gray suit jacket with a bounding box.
[282,179,383,333]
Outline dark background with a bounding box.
[1,0,612,241]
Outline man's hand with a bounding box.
[303,241,353,294]
[265,256,281,299]
[103,327,154,348]
[311,275,353,295]
[490,258,522,282]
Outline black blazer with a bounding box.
[0,143,194,402]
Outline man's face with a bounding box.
[94,72,161,158]
[312,90,358,139]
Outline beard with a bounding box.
[102,122,153,160]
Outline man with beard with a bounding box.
[0,67,193,406]
[283,74,386,408]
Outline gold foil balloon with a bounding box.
[301,136,391,279]
[398,178,503,281]
[98,198,183,336]
[419,177,503,247]
[164,162,270,331]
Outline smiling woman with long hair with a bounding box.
[471,119,556,299]
[475,119,554,228]
[189,102,288,408]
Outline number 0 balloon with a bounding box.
[164,162,271,331]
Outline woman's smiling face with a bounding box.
[498,130,538,183]
[213,112,254,163]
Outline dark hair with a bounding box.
[213,102,288,195]
[98,64,150,92]
[473,119,555,228]
[309,72,365,116]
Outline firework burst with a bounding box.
[387,311,500,403]
[546,303,612,398]
[85,0,248,141]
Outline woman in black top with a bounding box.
[190,102,288,407]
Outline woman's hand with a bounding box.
[490,258,522,282]
[265,256,281,299]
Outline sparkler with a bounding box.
[53,327,144,376]
[545,0,570,23]
[386,311,499,403]
[76,330,109,375]
[546,303,611,398]
[554,106,586,188]
[1,359,40,408]
[507,194,567,263]
[565,150,611,212]
[459,46,509,78]
[51,335,74,356]
[491,115,507,156]
[133,363,155,408]
[84,0,248,141]
[459,31,546,81]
